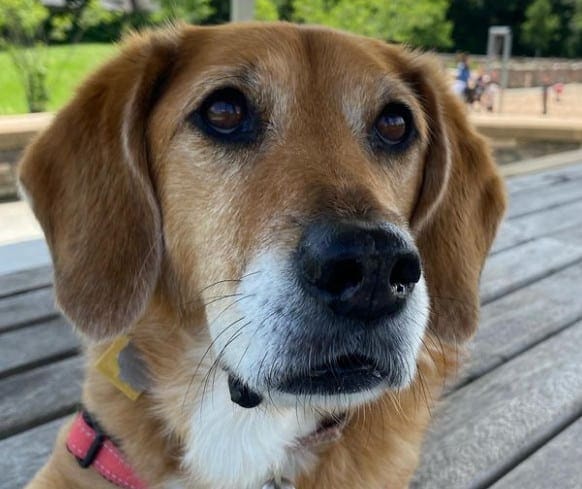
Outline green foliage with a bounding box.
[567,0,582,56]
[0,0,48,42]
[7,45,49,112]
[255,0,279,21]
[521,0,559,55]
[0,0,51,112]
[0,0,119,112]
[291,0,452,48]
[50,0,122,42]
[156,0,214,24]
[0,43,117,114]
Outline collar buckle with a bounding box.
[76,431,105,468]
[76,411,106,468]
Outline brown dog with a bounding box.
[19,22,506,489]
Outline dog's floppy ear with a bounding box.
[18,30,179,340]
[406,54,507,342]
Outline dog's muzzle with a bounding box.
[227,220,423,407]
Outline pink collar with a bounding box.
[66,410,345,489]
[66,411,148,489]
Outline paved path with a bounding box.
[2,162,582,488]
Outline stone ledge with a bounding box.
[0,113,53,151]
[473,115,582,143]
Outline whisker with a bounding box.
[197,270,262,296]
[181,312,249,414]
[197,321,252,413]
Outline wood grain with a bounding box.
[0,287,57,333]
[507,179,582,219]
[0,356,82,439]
[466,261,582,383]
[489,417,582,489]
[505,162,582,194]
[0,316,80,378]
[412,321,582,489]
[0,418,65,489]
[490,222,529,255]
[506,199,582,243]
[0,265,52,299]
[480,237,582,304]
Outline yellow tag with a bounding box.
[95,336,142,401]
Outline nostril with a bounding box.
[389,254,421,291]
[319,259,364,296]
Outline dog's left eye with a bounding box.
[190,87,257,143]
[203,89,246,133]
[373,103,414,149]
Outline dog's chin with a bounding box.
[270,383,389,411]
[226,358,416,411]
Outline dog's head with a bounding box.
[19,23,505,411]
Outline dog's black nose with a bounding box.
[296,221,421,321]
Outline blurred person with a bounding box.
[541,74,551,115]
[553,82,564,102]
[480,74,498,112]
[453,52,471,101]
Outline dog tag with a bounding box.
[262,478,295,489]
[95,336,149,401]
[228,373,263,408]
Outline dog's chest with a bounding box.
[183,374,320,489]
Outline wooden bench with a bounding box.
[3,162,582,489]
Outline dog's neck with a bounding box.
[81,308,331,489]
[183,370,323,489]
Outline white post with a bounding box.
[231,0,255,21]
[487,26,512,113]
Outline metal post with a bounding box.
[499,29,512,113]
[487,26,512,113]
[231,0,255,22]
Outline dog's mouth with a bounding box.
[277,354,388,395]
[227,354,388,409]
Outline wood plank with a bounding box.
[480,237,582,304]
[489,416,582,489]
[411,320,582,489]
[0,287,57,333]
[505,198,582,244]
[465,261,582,383]
[507,179,582,219]
[0,316,80,378]
[505,159,582,194]
[551,223,582,247]
[490,222,529,255]
[0,418,65,489]
[0,356,82,439]
[0,265,52,299]
[0,239,51,275]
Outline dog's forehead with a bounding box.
[177,24,418,107]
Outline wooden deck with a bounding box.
[3,162,582,489]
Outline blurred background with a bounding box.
[1,0,582,116]
[1,0,582,228]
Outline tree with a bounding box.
[255,0,279,20]
[567,0,582,56]
[157,0,214,24]
[291,0,452,49]
[0,0,120,112]
[521,0,559,56]
[0,0,51,112]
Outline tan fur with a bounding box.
[19,22,506,489]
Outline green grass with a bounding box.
[0,44,118,115]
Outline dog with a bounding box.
[18,22,506,489]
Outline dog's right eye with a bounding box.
[190,87,257,144]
